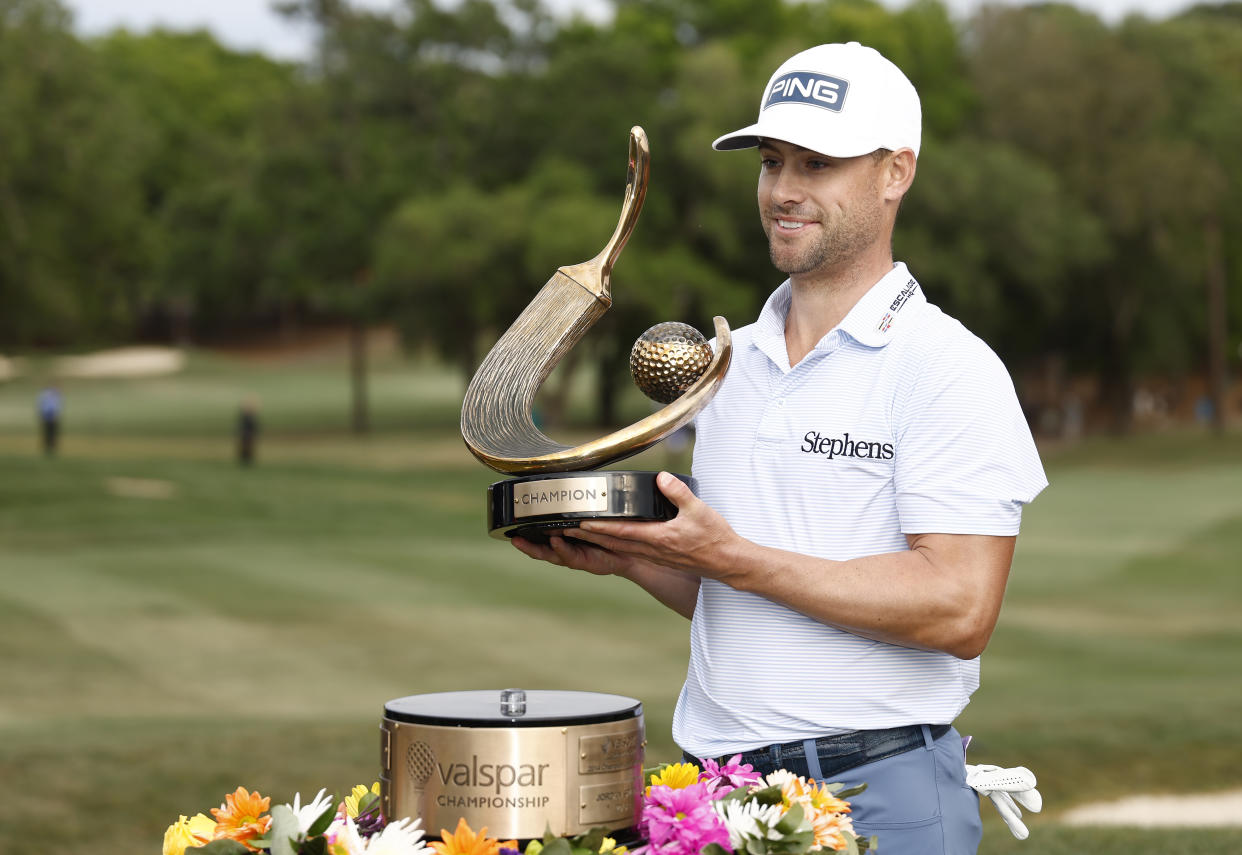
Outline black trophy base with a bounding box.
[488,470,695,542]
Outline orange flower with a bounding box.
[781,778,856,851]
[782,777,851,816]
[431,817,517,855]
[210,786,273,847]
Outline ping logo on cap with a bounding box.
[765,71,849,112]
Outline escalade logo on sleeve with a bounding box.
[765,72,849,113]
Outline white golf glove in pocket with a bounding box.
[965,763,1043,840]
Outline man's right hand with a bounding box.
[510,531,702,619]
[510,532,622,577]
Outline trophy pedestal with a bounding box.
[487,470,694,542]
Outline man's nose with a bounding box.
[766,167,805,206]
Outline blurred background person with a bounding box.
[37,384,62,456]
[237,396,260,466]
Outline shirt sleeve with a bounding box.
[893,333,1048,536]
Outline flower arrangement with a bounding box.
[635,756,875,855]
[164,783,430,855]
[164,757,873,855]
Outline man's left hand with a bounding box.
[569,471,743,582]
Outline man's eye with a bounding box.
[759,157,779,168]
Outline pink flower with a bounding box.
[699,754,763,795]
[638,783,730,855]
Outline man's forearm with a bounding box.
[555,475,1016,654]
[616,560,700,620]
[720,533,1015,659]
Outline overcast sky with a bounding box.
[65,0,1197,61]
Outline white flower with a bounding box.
[363,816,432,855]
[762,770,797,790]
[326,817,367,855]
[713,798,788,851]
[325,815,433,855]
[287,788,335,835]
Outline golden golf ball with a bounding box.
[630,322,713,404]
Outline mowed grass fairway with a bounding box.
[1,352,1241,854]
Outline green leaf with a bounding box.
[187,841,252,855]
[572,827,606,853]
[702,844,732,855]
[540,837,573,855]
[306,803,335,838]
[749,784,784,806]
[834,782,867,800]
[267,804,302,855]
[640,763,671,789]
[774,803,805,835]
[299,837,328,855]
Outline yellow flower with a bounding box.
[210,786,272,847]
[431,817,517,855]
[646,762,700,794]
[599,838,626,854]
[344,782,381,818]
[162,813,216,855]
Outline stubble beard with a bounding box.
[765,185,887,278]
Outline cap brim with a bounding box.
[711,111,887,158]
[712,125,763,151]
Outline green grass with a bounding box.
[1,356,1240,854]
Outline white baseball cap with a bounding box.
[713,42,921,157]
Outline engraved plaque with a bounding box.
[513,476,609,518]
[579,732,642,774]
[578,780,636,826]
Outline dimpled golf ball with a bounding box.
[630,321,713,404]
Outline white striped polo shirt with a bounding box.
[673,262,1047,759]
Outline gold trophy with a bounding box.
[460,127,732,541]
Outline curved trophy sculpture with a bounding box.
[461,126,732,476]
[460,126,732,540]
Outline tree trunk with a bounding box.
[350,320,369,434]
[1205,216,1229,433]
[1104,280,1139,434]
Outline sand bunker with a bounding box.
[105,477,179,500]
[55,346,185,378]
[1061,789,1242,828]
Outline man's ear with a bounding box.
[884,148,917,201]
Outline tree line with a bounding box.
[1,0,1239,433]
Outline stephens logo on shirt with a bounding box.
[801,430,894,461]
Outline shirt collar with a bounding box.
[751,263,926,369]
[839,262,926,348]
[753,280,795,372]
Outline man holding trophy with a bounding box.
[509,43,1047,853]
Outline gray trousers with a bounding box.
[838,726,982,855]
